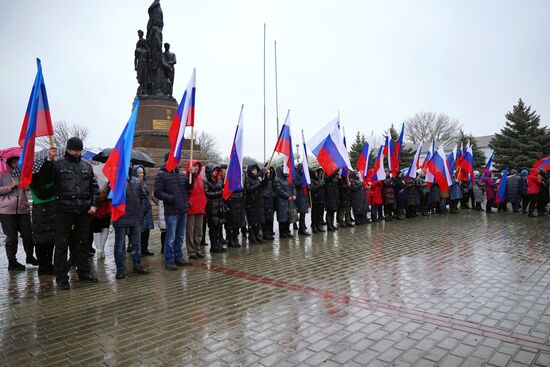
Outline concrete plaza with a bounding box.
[1,210,550,366]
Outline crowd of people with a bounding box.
[1,138,549,290]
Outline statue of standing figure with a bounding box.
[134,30,149,95]
[162,43,176,97]
[135,0,176,98]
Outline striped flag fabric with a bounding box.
[495,167,508,204]
[18,59,54,188]
[102,98,141,221]
[222,106,244,200]
[391,122,404,177]
[300,130,311,193]
[273,110,296,184]
[367,145,386,182]
[407,142,422,179]
[308,118,352,176]
[166,68,196,172]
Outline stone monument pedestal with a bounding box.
[133,97,206,201]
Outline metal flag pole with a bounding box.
[302,128,313,208]
[274,40,280,137]
[264,23,266,162]
[188,127,194,184]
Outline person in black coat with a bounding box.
[382,175,396,220]
[537,171,549,216]
[260,167,275,240]
[29,169,56,275]
[224,184,246,248]
[394,172,407,220]
[310,168,325,233]
[112,173,149,279]
[273,167,295,238]
[460,180,472,209]
[153,153,196,269]
[204,163,226,253]
[324,170,340,231]
[405,177,419,218]
[37,139,100,289]
[338,171,353,228]
[245,164,266,244]
[294,163,310,236]
[349,171,367,225]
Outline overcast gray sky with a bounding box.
[1,0,549,161]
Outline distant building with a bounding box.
[403,134,494,161]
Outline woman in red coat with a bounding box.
[366,174,383,222]
[527,168,542,217]
[185,160,206,258]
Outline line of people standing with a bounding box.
[2,138,549,291]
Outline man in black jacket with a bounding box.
[154,153,195,270]
[39,138,100,290]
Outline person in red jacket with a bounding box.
[366,173,383,222]
[527,168,542,217]
[186,160,206,258]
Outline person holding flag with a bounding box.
[222,106,247,248]
[102,99,150,279]
[495,168,509,212]
[244,164,266,244]
[391,123,405,177]
[505,169,521,213]
[0,148,36,271]
[270,111,297,238]
[154,152,196,270]
[293,130,312,236]
[37,137,100,289]
[482,169,496,213]
[309,167,326,233]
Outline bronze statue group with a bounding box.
[1,138,549,290]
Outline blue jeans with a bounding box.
[164,214,188,265]
[114,226,141,273]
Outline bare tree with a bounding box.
[405,112,461,144]
[37,120,89,149]
[195,130,223,163]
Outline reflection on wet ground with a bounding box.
[1,210,550,365]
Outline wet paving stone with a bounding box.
[1,210,550,365]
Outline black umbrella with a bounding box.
[92,148,156,167]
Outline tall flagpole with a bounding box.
[274,40,280,136]
[188,128,194,184]
[264,23,266,162]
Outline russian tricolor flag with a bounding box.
[300,130,311,194]
[427,146,452,191]
[424,140,436,187]
[458,143,474,181]
[102,98,141,221]
[455,142,464,166]
[222,106,244,200]
[481,152,494,179]
[495,167,508,204]
[407,142,422,179]
[18,59,54,188]
[356,140,372,179]
[534,156,550,170]
[273,110,296,184]
[308,117,352,176]
[447,144,457,174]
[383,133,394,176]
[367,145,386,182]
[166,68,196,172]
[391,123,404,177]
